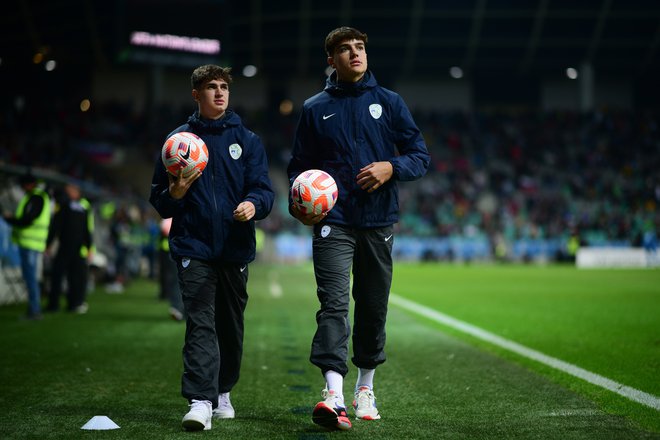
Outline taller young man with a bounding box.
[150,64,274,432]
[287,27,430,430]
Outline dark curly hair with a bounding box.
[324,27,368,57]
[191,64,233,90]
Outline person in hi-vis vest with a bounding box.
[2,173,51,320]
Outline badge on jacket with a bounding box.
[369,104,382,119]
[229,143,242,160]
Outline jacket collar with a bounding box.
[187,110,241,132]
[325,70,377,96]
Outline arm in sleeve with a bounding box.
[8,195,44,227]
[388,95,430,182]
[286,108,319,213]
[84,203,95,253]
[242,134,275,221]
[148,156,185,219]
[46,202,62,248]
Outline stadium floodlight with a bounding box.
[449,66,463,79]
[242,65,258,77]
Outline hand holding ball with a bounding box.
[291,169,338,215]
[161,132,209,177]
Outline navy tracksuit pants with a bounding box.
[177,258,248,407]
[310,223,394,377]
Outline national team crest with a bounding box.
[228,143,242,160]
[369,104,382,119]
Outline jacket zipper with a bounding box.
[352,96,360,225]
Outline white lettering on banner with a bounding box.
[576,247,658,268]
[130,31,221,55]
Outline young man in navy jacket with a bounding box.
[150,64,274,431]
[287,27,430,430]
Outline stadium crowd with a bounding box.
[1,96,659,270]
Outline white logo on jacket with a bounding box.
[229,143,242,160]
[321,225,331,238]
[369,104,382,119]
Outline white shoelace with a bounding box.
[218,393,232,408]
[189,399,211,412]
[356,389,375,409]
[322,389,345,408]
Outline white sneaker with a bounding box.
[213,392,235,419]
[168,307,184,322]
[353,386,381,420]
[74,303,89,314]
[182,399,212,431]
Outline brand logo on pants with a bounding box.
[182,258,190,268]
[321,225,331,238]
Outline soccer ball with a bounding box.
[292,169,338,215]
[161,132,209,177]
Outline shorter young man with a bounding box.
[150,64,274,431]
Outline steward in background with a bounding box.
[2,173,51,320]
[45,183,94,314]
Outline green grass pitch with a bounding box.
[0,262,658,439]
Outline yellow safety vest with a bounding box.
[79,198,95,258]
[160,236,170,252]
[12,188,51,252]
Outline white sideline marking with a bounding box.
[544,409,602,417]
[389,293,660,411]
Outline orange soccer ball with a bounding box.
[292,169,339,215]
[161,132,209,177]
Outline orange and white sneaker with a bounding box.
[353,386,381,420]
[312,389,352,431]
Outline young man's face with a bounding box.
[328,38,368,82]
[192,78,229,119]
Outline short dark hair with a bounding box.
[191,64,233,90]
[19,173,37,186]
[324,26,368,56]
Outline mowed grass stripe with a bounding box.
[251,263,660,438]
[1,263,658,439]
[390,293,660,410]
[389,263,660,396]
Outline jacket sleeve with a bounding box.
[46,200,61,248]
[389,94,430,182]
[286,108,319,203]
[7,194,44,227]
[149,155,185,219]
[84,203,94,252]
[242,133,275,221]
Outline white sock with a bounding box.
[324,370,344,405]
[356,368,375,391]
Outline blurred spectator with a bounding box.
[45,183,94,314]
[142,211,160,280]
[106,206,132,293]
[1,173,51,320]
[158,217,184,321]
